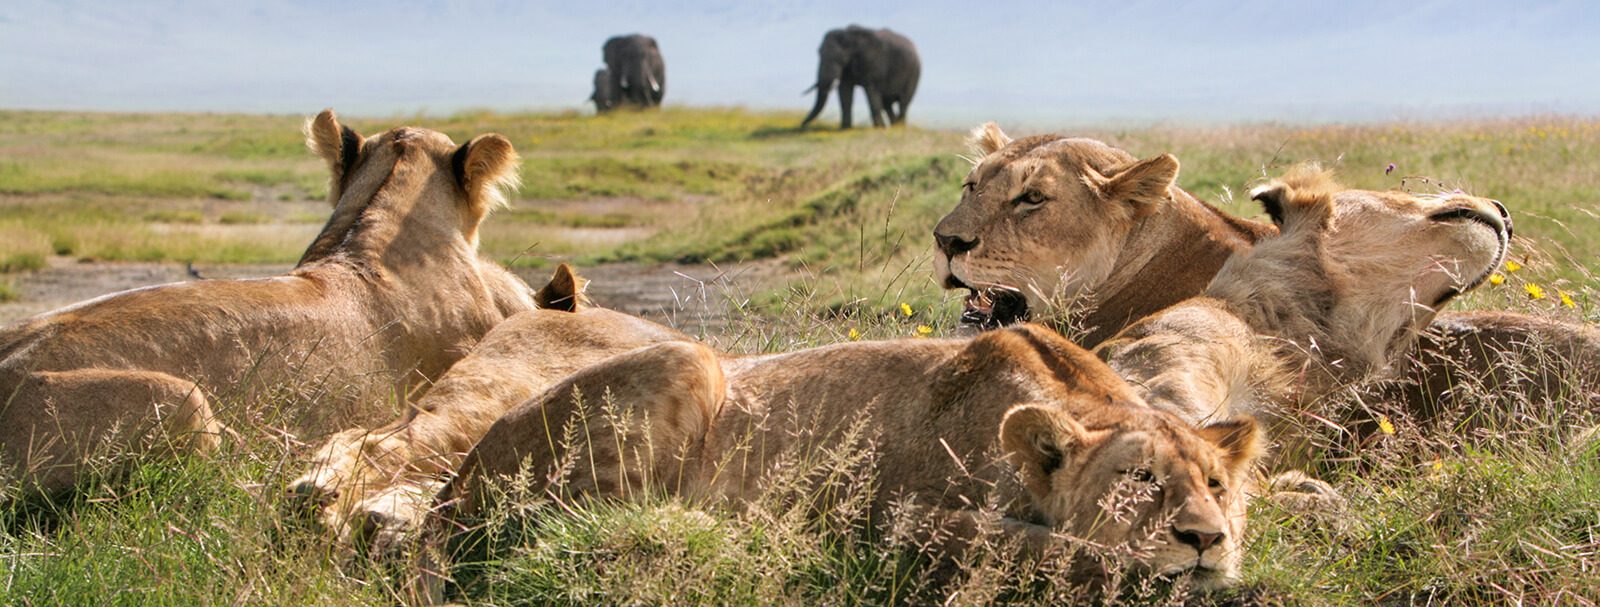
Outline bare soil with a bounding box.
[0,257,788,333]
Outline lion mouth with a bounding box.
[1429,200,1513,307]
[961,287,1030,330]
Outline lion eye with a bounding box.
[962,181,977,192]
[1013,190,1046,206]
[1208,477,1224,491]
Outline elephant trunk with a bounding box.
[801,77,836,127]
[802,58,845,128]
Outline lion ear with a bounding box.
[304,108,363,206]
[1197,417,1263,471]
[1000,404,1086,501]
[535,263,589,312]
[1248,182,1290,226]
[1096,153,1178,218]
[451,133,522,222]
[967,122,1013,158]
[1250,164,1335,231]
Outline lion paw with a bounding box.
[1262,470,1345,514]
[343,480,443,559]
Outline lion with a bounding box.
[1095,166,1511,471]
[420,323,1264,599]
[936,123,1595,421]
[287,264,692,551]
[934,125,1271,345]
[0,109,534,495]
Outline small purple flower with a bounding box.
[1385,162,1396,175]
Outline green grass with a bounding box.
[1,453,398,605]
[1247,441,1600,604]
[0,221,51,273]
[4,109,1594,286]
[2,108,1599,605]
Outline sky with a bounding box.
[3,0,1598,127]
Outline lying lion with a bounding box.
[421,323,1264,598]
[1095,166,1511,471]
[0,110,533,494]
[289,264,692,551]
[936,123,1595,424]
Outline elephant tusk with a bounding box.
[801,84,817,96]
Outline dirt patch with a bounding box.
[520,260,787,335]
[0,257,788,333]
[0,258,294,323]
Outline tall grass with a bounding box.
[3,110,1595,287]
[2,109,1598,605]
[3,254,1596,606]
[0,222,51,272]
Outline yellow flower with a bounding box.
[899,303,914,317]
[1377,415,1396,436]
[1430,460,1444,473]
[915,324,933,337]
[1560,291,1577,309]
[1488,273,1505,286]
[1525,283,1546,300]
[1505,260,1523,273]
[848,327,861,341]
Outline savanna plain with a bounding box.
[2,108,1599,605]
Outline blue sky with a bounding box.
[3,0,1597,126]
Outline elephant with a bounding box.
[801,25,920,129]
[591,34,665,112]
[589,68,616,112]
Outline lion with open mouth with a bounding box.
[936,123,1593,436]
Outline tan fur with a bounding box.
[432,324,1263,591]
[1096,167,1510,469]
[935,126,1271,345]
[1,110,535,494]
[532,263,590,312]
[967,121,1013,158]
[288,264,691,553]
[934,126,1594,427]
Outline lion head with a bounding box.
[1211,166,1512,378]
[1000,403,1259,585]
[933,123,1183,329]
[300,109,521,263]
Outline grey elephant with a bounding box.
[801,25,920,129]
[591,34,665,112]
[589,68,617,112]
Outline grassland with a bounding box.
[2,108,1599,605]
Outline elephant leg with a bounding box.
[837,80,856,129]
[1,369,222,494]
[629,65,651,107]
[863,87,887,128]
[883,99,901,125]
[890,99,909,125]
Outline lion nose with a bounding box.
[935,232,979,257]
[1489,199,1513,237]
[1172,526,1223,552]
